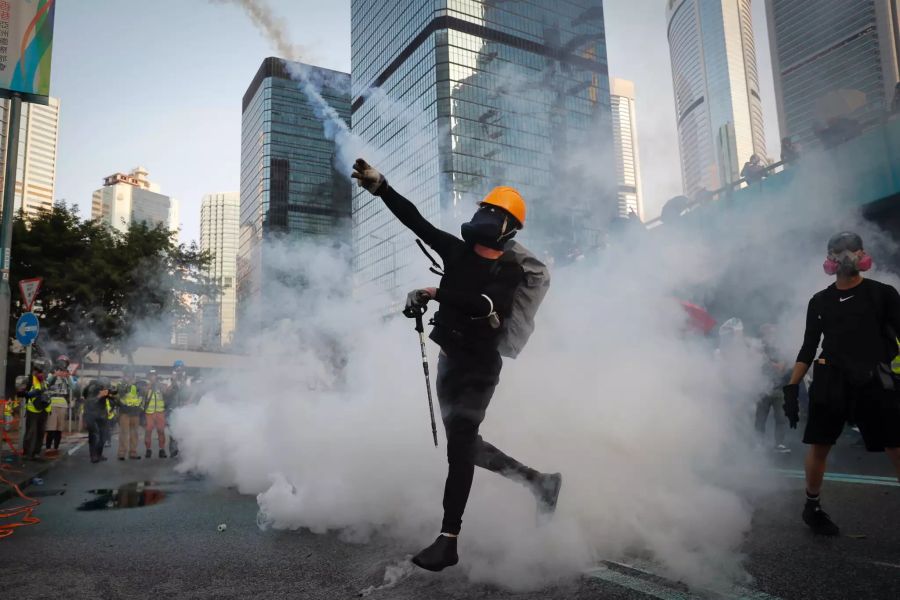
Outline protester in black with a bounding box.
[352,159,561,572]
[784,232,900,535]
[83,378,111,463]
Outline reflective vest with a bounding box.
[144,389,165,414]
[106,399,115,420]
[25,376,48,413]
[46,375,71,408]
[121,384,143,408]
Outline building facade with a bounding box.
[610,78,643,220]
[200,192,240,348]
[91,166,179,234]
[351,0,616,293]
[0,97,60,218]
[766,0,900,152]
[238,58,352,323]
[667,0,767,196]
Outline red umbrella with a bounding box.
[680,301,716,335]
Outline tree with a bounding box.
[9,203,216,366]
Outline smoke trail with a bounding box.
[211,0,303,62]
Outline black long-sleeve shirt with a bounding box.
[379,186,522,359]
[796,278,900,370]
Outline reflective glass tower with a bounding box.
[351,1,616,293]
[766,0,900,151]
[667,0,767,197]
[238,58,352,323]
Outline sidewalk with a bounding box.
[0,430,88,504]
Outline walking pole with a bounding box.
[403,302,438,447]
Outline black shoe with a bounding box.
[171,449,179,457]
[412,535,459,572]
[145,449,152,459]
[118,457,125,461]
[803,502,840,536]
[533,472,563,515]
[90,456,100,464]
[99,456,108,461]
[130,455,141,460]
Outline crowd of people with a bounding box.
[19,359,202,464]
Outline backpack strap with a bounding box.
[415,239,444,276]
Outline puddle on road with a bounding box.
[77,481,166,511]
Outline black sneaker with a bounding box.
[145,449,152,459]
[803,502,840,536]
[159,449,167,459]
[412,535,459,572]
[118,457,125,461]
[533,472,563,515]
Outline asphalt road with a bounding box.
[2,432,899,600]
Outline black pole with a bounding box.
[0,95,22,401]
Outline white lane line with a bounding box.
[67,440,87,456]
[776,468,899,488]
[589,561,786,600]
[585,565,695,600]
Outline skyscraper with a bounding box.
[766,0,900,152]
[666,0,767,196]
[90,166,179,234]
[610,78,643,220]
[237,58,351,321]
[0,97,60,218]
[351,1,616,292]
[200,192,239,348]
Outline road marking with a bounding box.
[67,440,87,456]
[586,561,785,600]
[776,469,899,487]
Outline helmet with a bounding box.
[481,187,526,228]
[96,377,111,390]
[173,360,185,369]
[148,369,158,377]
[122,365,135,376]
[57,354,70,365]
[719,317,744,339]
[32,359,47,372]
[54,359,69,371]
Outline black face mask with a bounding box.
[460,206,517,250]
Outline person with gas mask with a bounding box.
[83,377,111,463]
[352,159,561,572]
[783,232,900,535]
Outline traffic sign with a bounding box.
[18,277,42,312]
[15,312,39,346]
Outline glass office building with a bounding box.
[238,58,352,323]
[667,0,767,197]
[766,0,900,151]
[351,0,616,293]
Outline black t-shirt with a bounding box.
[797,278,900,370]
[379,186,522,360]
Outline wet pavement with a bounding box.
[1,432,898,599]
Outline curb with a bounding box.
[0,438,86,504]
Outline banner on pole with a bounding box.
[0,0,56,101]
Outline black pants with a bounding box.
[23,410,47,458]
[755,392,786,445]
[45,430,62,450]
[86,413,106,459]
[436,354,538,535]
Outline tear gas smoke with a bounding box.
[189,0,900,593]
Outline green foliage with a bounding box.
[9,203,217,362]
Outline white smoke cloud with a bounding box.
[189,0,900,593]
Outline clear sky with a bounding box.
[52,0,779,244]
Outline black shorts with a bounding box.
[803,362,900,451]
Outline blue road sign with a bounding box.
[15,312,39,346]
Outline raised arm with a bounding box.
[352,159,458,259]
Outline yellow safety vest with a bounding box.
[121,384,143,408]
[892,349,900,375]
[25,377,48,413]
[106,399,115,420]
[144,389,165,414]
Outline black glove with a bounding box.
[783,384,800,429]
[404,289,432,316]
[351,158,387,195]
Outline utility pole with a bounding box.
[0,95,22,401]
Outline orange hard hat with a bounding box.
[481,186,526,228]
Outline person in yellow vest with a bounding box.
[44,357,75,453]
[143,370,167,458]
[22,360,50,460]
[117,366,144,460]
